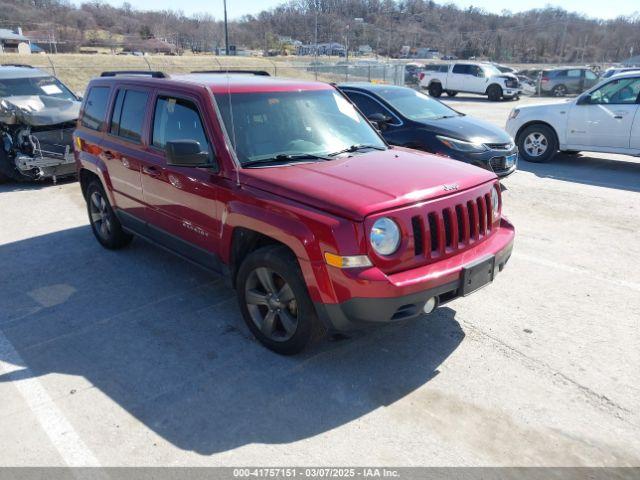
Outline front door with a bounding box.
[140,92,222,267]
[567,77,640,149]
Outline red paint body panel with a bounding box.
[74,74,515,325]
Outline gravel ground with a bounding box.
[0,94,638,467]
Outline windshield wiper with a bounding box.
[327,144,386,157]
[242,153,331,168]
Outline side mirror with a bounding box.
[577,94,592,105]
[166,140,214,167]
[367,112,393,129]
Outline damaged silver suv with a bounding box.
[0,64,80,183]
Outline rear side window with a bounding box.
[110,89,149,143]
[452,64,470,74]
[81,86,110,131]
[152,96,210,154]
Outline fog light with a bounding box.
[423,297,436,314]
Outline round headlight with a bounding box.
[491,185,500,219]
[370,217,401,256]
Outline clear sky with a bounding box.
[82,0,639,20]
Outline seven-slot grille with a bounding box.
[411,193,494,259]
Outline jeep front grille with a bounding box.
[411,193,493,258]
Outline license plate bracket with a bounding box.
[462,256,496,296]
[505,154,517,168]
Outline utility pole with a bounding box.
[223,0,229,56]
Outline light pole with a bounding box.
[223,0,229,56]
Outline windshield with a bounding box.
[0,76,77,101]
[375,87,459,121]
[482,65,503,77]
[214,89,386,166]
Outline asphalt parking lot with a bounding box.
[1,94,639,467]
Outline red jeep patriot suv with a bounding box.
[74,70,515,354]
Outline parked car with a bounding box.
[74,70,515,354]
[493,64,518,74]
[338,83,517,177]
[538,67,600,96]
[601,67,640,79]
[506,72,640,163]
[0,64,80,183]
[404,62,425,85]
[419,62,522,101]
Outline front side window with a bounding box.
[345,92,393,120]
[585,71,598,81]
[152,96,210,155]
[374,87,458,121]
[215,89,385,165]
[589,78,640,105]
[81,86,110,131]
[110,89,149,142]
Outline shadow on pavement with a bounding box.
[516,152,640,193]
[0,176,77,194]
[0,226,464,455]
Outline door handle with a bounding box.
[613,111,627,119]
[102,150,114,160]
[142,165,160,177]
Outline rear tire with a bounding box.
[552,84,567,97]
[445,90,458,97]
[428,82,443,97]
[86,180,133,249]
[517,124,558,163]
[487,84,503,101]
[236,245,324,355]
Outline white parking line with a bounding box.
[513,252,640,292]
[0,330,101,467]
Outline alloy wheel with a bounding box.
[89,191,112,241]
[245,267,299,342]
[524,132,548,157]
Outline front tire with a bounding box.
[428,82,443,97]
[517,124,558,163]
[236,245,324,355]
[86,180,133,249]
[487,84,502,101]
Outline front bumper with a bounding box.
[314,219,514,332]
[465,147,519,178]
[503,88,522,98]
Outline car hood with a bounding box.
[0,95,80,126]
[240,147,496,221]
[517,99,574,114]
[416,115,513,145]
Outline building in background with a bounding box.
[0,28,31,54]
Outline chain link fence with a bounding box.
[0,53,410,93]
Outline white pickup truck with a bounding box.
[419,62,522,101]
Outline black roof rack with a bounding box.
[100,70,168,78]
[1,63,35,68]
[190,70,271,76]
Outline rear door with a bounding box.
[567,77,640,149]
[140,90,222,265]
[101,86,150,218]
[448,64,469,91]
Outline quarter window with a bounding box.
[152,96,211,155]
[81,86,110,131]
[110,89,149,143]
